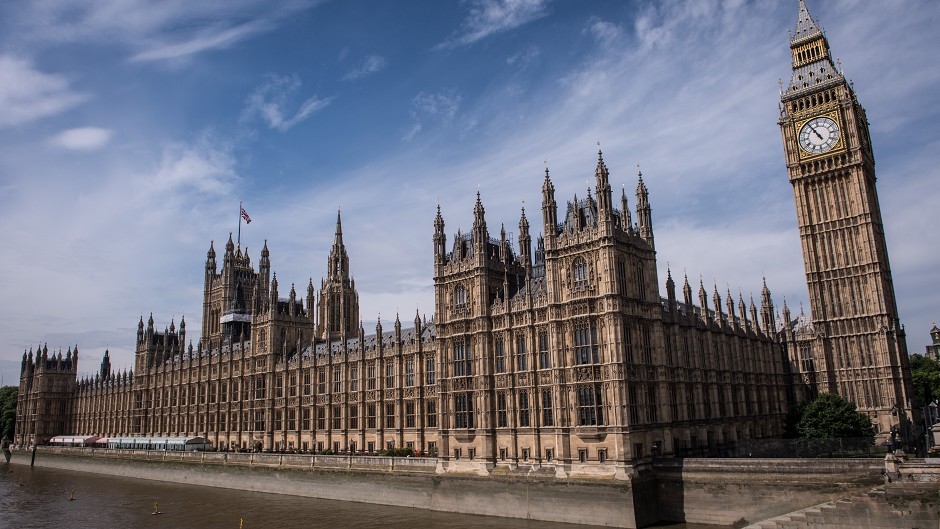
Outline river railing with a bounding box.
[33,446,439,473]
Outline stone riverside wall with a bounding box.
[12,448,651,528]
[653,458,885,526]
[15,449,928,528]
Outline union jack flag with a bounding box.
[240,207,251,224]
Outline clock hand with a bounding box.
[811,126,824,140]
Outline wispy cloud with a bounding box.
[437,0,550,49]
[403,90,462,140]
[149,133,239,194]
[241,74,333,132]
[342,54,388,81]
[506,45,540,66]
[0,55,88,127]
[3,0,320,63]
[48,127,113,151]
[130,20,272,62]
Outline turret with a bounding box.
[472,192,488,256]
[259,239,271,296]
[635,166,653,246]
[699,279,711,325]
[665,267,677,316]
[760,277,776,335]
[307,279,316,321]
[206,240,217,276]
[541,168,558,241]
[682,273,693,321]
[270,272,279,311]
[621,186,633,234]
[434,205,446,262]
[518,207,532,277]
[100,349,111,379]
[749,296,759,334]
[595,148,613,225]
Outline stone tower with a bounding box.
[316,209,360,340]
[778,0,912,433]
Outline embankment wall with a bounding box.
[10,450,893,528]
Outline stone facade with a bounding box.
[777,0,914,434]
[15,1,913,468]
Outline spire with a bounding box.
[594,146,613,221]
[635,165,653,245]
[334,208,344,246]
[666,266,677,314]
[792,0,823,44]
[785,0,840,97]
[327,209,350,282]
[434,204,446,261]
[225,233,235,254]
[473,191,485,226]
[541,167,557,237]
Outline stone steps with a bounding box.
[743,487,938,529]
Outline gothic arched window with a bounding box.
[455,285,468,308]
[573,257,589,289]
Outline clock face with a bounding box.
[799,116,840,155]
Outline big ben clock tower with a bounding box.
[779,0,912,434]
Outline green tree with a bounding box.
[909,354,940,407]
[0,386,16,441]
[795,393,874,439]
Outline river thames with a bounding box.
[0,461,722,528]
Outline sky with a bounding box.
[1,0,938,384]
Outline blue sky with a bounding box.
[1,0,938,383]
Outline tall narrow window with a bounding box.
[332,405,342,430]
[332,369,342,394]
[385,403,395,428]
[574,322,599,364]
[518,391,530,427]
[538,332,550,369]
[455,285,468,308]
[495,337,506,373]
[367,404,376,429]
[405,401,416,428]
[317,370,326,394]
[385,362,395,388]
[367,362,376,390]
[425,356,436,384]
[454,393,474,429]
[578,384,604,426]
[496,392,507,427]
[541,389,554,426]
[426,400,437,428]
[350,366,359,392]
[573,257,589,289]
[516,335,527,371]
[453,339,472,377]
[405,358,415,387]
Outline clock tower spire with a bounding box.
[779,0,912,436]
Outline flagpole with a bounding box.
[237,200,242,247]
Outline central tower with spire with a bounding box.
[317,208,360,340]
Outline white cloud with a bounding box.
[438,0,550,49]
[342,54,388,81]
[241,74,333,132]
[0,55,87,127]
[49,127,113,151]
[130,20,272,62]
[506,45,540,66]
[404,90,462,140]
[5,0,320,63]
[150,133,239,194]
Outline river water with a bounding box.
[0,460,722,529]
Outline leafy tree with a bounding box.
[909,354,940,407]
[0,386,16,441]
[795,393,874,439]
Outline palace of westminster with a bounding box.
[14,1,914,475]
